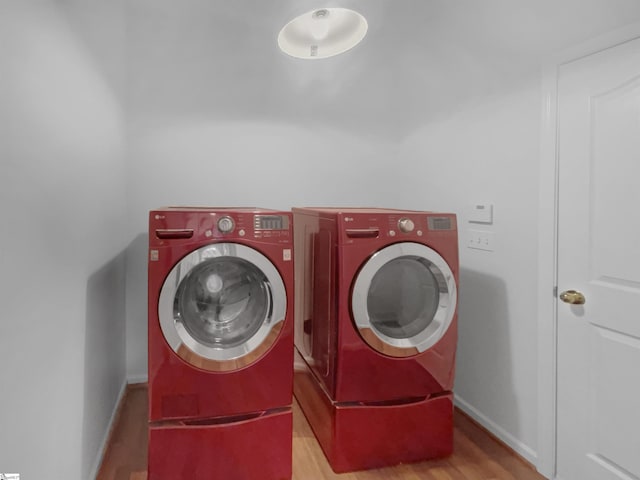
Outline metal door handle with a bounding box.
[559,289,586,305]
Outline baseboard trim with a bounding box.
[454,394,538,467]
[127,373,149,385]
[89,378,128,480]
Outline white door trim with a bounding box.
[537,22,640,480]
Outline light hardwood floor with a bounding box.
[97,384,545,480]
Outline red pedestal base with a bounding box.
[148,409,292,480]
[294,355,453,473]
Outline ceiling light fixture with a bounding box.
[278,8,368,60]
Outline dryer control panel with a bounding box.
[336,211,457,244]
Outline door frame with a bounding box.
[537,22,640,479]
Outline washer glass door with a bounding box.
[351,242,456,357]
[159,243,286,371]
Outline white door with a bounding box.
[556,37,640,480]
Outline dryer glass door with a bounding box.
[159,243,287,371]
[351,242,456,358]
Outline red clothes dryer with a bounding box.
[292,207,459,473]
[148,207,294,480]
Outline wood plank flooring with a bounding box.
[97,384,546,480]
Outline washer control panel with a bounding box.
[150,209,292,246]
[254,215,290,231]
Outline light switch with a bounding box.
[468,203,493,224]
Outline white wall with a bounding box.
[0,1,127,478]
[397,83,543,461]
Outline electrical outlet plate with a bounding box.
[468,229,494,251]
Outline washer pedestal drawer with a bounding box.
[148,408,292,480]
[294,351,453,474]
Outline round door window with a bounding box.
[159,243,286,371]
[351,242,456,357]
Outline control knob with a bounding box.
[217,216,235,233]
[398,218,415,233]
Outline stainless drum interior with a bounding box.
[351,242,456,357]
[158,243,286,370]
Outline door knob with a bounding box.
[559,289,586,305]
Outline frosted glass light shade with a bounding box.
[278,8,368,60]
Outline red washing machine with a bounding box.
[292,207,459,473]
[148,207,294,480]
